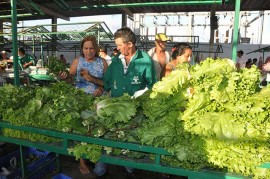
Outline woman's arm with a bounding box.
[59,58,78,83]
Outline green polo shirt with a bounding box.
[18,54,34,69]
[103,50,157,97]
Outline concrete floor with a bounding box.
[46,155,187,179]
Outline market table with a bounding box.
[0,121,260,179]
[0,69,30,86]
[29,74,56,86]
[27,67,56,86]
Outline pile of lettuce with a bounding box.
[137,58,270,178]
[1,57,270,178]
[0,82,94,142]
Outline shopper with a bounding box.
[236,50,246,70]
[59,35,108,176]
[148,33,171,81]
[59,54,67,64]
[59,35,107,96]
[165,42,192,77]
[111,48,119,57]
[99,46,112,65]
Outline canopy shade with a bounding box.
[0,0,269,21]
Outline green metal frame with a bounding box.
[6,0,240,86]
[0,121,249,179]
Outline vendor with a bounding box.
[1,50,13,69]
[18,47,35,70]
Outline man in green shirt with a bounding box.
[104,27,156,97]
[18,47,35,70]
[85,27,156,98]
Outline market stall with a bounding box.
[1,58,270,179]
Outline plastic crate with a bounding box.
[0,147,56,179]
[53,173,72,179]
[0,150,20,169]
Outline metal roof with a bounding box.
[0,0,269,21]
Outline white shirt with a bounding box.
[120,54,135,74]
[104,55,112,66]
[236,56,246,69]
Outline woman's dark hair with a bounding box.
[171,43,192,60]
[114,27,136,44]
[80,35,99,57]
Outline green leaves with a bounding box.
[95,94,138,127]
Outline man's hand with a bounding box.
[23,62,32,69]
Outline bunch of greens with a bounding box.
[68,142,102,162]
[1,82,94,142]
[47,56,69,76]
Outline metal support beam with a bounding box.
[209,5,216,58]
[59,0,72,10]
[74,0,227,9]
[21,0,70,21]
[28,0,45,15]
[122,13,127,27]
[38,5,70,21]
[111,0,133,17]
[0,13,33,19]
[232,0,241,62]
[11,0,20,86]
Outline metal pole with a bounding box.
[232,0,241,62]
[73,1,226,9]
[11,0,20,86]
[259,11,264,44]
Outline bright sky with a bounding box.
[20,15,122,34]
[19,11,270,44]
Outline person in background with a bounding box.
[245,58,252,69]
[59,54,67,64]
[262,56,270,72]
[99,47,112,65]
[171,44,178,53]
[1,50,13,69]
[148,33,171,81]
[1,50,9,61]
[59,35,108,176]
[236,50,246,70]
[258,56,263,71]
[18,47,35,70]
[252,58,258,66]
[111,48,119,57]
[165,43,192,77]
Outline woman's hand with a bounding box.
[80,69,92,81]
[58,71,68,80]
[93,87,104,97]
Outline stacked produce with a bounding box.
[138,58,270,178]
[0,82,94,142]
[0,58,270,178]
